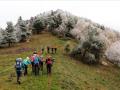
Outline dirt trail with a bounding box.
[47,74,52,90]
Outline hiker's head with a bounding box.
[33,50,37,54]
[26,57,30,60]
[47,55,52,59]
[16,58,22,61]
[19,58,22,60]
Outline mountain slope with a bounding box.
[0,32,120,90]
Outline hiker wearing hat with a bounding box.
[22,57,31,76]
[15,58,22,84]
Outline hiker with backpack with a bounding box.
[15,58,22,84]
[33,54,40,75]
[39,55,44,72]
[30,55,35,73]
[46,55,53,75]
[22,57,31,76]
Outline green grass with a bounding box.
[0,32,120,90]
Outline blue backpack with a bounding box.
[15,58,22,70]
[34,56,40,64]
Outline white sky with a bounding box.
[0,0,120,32]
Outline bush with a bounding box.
[71,26,106,64]
[70,45,82,59]
[84,52,96,64]
[105,41,120,67]
[64,42,71,54]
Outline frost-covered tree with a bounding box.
[16,16,30,42]
[33,18,46,34]
[47,11,62,34]
[105,41,120,67]
[0,28,5,47]
[71,26,106,64]
[5,22,16,47]
[19,21,27,42]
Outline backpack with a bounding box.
[30,56,35,62]
[34,56,39,64]
[47,59,52,65]
[15,58,22,69]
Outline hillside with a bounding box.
[0,9,120,66]
[0,32,120,90]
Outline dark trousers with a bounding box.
[54,48,57,53]
[47,48,50,53]
[16,71,21,84]
[31,62,34,73]
[24,65,28,76]
[51,48,57,54]
[34,63,39,75]
[47,64,52,74]
[51,48,54,54]
[40,62,43,71]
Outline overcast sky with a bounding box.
[0,0,120,32]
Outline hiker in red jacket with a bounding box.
[46,55,53,74]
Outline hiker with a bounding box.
[22,57,31,76]
[39,55,44,72]
[54,46,57,54]
[33,54,40,75]
[41,47,44,54]
[51,47,54,54]
[33,50,37,54]
[15,58,22,84]
[52,46,57,54]
[30,55,35,73]
[47,46,50,53]
[46,55,53,75]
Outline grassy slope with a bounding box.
[0,32,120,90]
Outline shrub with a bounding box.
[105,41,120,67]
[71,26,106,64]
[70,45,82,59]
[84,52,96,64]
[64,42,71,54]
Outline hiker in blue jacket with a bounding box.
[33,54,40,75]
[22,57,31,76]
[15,58,22,84]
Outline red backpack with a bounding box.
[47,59,52,65]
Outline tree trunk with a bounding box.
[8,41,11,47]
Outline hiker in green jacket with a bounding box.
[22,57,31,76]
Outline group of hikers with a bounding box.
[15,46,57,84]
